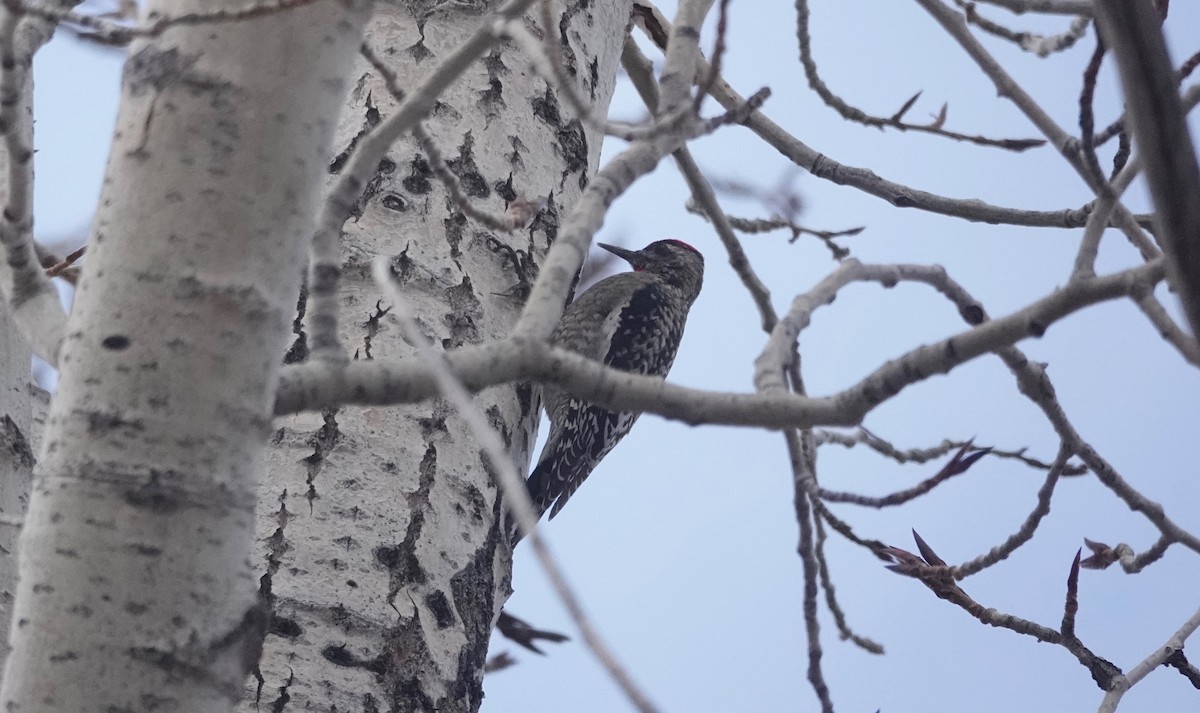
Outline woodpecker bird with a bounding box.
[516,239,704,539]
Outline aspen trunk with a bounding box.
[0,2,371,710]
[245,1,631,709]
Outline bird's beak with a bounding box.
[597,242,643,270]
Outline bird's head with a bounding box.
[597,239,704,301]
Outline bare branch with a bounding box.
[819,443,993,509]
[914,0,1159,260]
[796,0,1047,150]
[515,0,767,343]
[951,444,1071,578]
[998,349,1200,557]
[633,1,1156,230]
[958,2,1090,56]
[620,38,779,333]
[1078,38,1112,192]
[1132,288,1200,367]
[0,4,68,363]
[1080,536,1174,574]
[883,532,1122,688]
[813,516,884,654]
[1097,605,1200,712]
[755,258,1164,393]
[787,429,835,713]
[277,259,1167,432]
[973,0,1094,16]
[814,428,1087,474]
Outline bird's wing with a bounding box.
[530,281,684,519]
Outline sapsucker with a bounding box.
[515,239,704,539]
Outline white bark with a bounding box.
[245,1,631,709]
[0,304,31,675]
[0,1,370,711]
[0,4,79,676]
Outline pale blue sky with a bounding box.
[29,3,1200,712]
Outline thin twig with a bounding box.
[813,428,1088,474]
[819,443,993,509]
[0,3,68,362]
[958,1,1090,56]
[914,0,1159,261]
[620,38,778,333]
[1078,38,1112,193]
[813,516,884,654]
[692,0,730,114]
[1097,605,1200,712]
[795,0,1046,151]
[632,1,1155,231]
[951,444,1071,578]
[787,428,835,713]
[973,0,1094,16]
[884,532,1121,688]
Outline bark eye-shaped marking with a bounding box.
[102,335,131,350]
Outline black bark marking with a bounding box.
[556,3,582,79]
[443,209,467,264]
[122,473,183,514]
[446,132,489,199]
[446,539,500,710]
[302,410,341,510]
[268,668,293,713]
[531,85,562,127]
[330,93,383,174]
[389,244,417,285]
[87,409,144,435]
[442,276,482,348]
[406,23,435,64]
[430,100,462,122]
[417,400,450,438]
[425,591,455,629]
[269,616,302,639]
[485,404,511,450]
[403,154,433,194]
[101,335,130,350]
[1,415,34,470]
[507,135,526,170]
[494,173,516,203]
[376,444,438,609]
[361,300,392,361]
[349,156,396,220]
[528,191,560,249]
[282,276,308,364]
[557,119,589,189]
[381,193,408,212]
[477,50,508,122]
[320,643,386,675]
